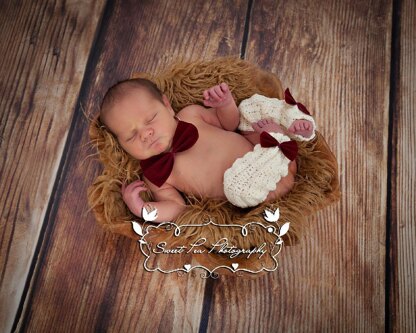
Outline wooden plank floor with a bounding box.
[0,0,414,332]
[243,1,390,331]
[0,1,106,332]
[397,0,416,331]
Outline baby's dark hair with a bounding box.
[99,78,163,126]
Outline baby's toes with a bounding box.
[288,121,300,133]
[289,120,314,138]
[251,121,263,133]
[290,123,299,132]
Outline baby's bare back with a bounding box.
[166,109,253,199]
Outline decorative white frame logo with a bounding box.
[132,208,290,278]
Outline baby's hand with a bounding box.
[121,179,147,217]
[203,83,234,109]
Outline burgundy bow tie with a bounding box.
[140,120,199,187]
[260,131,298,161]
[284,88,311,115]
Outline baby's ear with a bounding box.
[162,95,171,107]
[162,95,174,114]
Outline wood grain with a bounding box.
[0,1,105,332]
[398,0,416,331]
[7,0,414,331]
[205,1,392,331]
[20,1,248,332]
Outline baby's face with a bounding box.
[103,89,177,160]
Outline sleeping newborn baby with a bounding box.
[99,78,315,222]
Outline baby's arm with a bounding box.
[202,83,239,131]
[122,179,186,222]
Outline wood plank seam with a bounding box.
[198,278,215,333]
[240,0,254,59]
[386,0,401,332]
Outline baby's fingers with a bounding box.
[131,182,147,191]
[126,181,146,193]
[125,185,147,199]
[220,83,229,92]
[133,185,148,194]
[203,90,210,100]
[213,86,224,98]
[203,91,216,106]
[208,88,221,101]
[122,179,143,190]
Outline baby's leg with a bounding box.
[242,118,297,200]
[241,118,286,145]
[254,119,297,200]
[240,130,261,146]
[265,160,297,201]
[224,126,299,207]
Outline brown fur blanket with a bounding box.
[87,57,340,256]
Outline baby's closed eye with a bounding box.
[126,131,137,142]
[146,113,157,124]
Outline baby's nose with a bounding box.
[141,128,153,142]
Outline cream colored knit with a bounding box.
[238,94,316,141]
[223,132,292,208]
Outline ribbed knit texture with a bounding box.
[224,132,291,208]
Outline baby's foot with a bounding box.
[288,119,314,138]
[252,119,285,134]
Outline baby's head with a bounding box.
[100,78,177,160]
